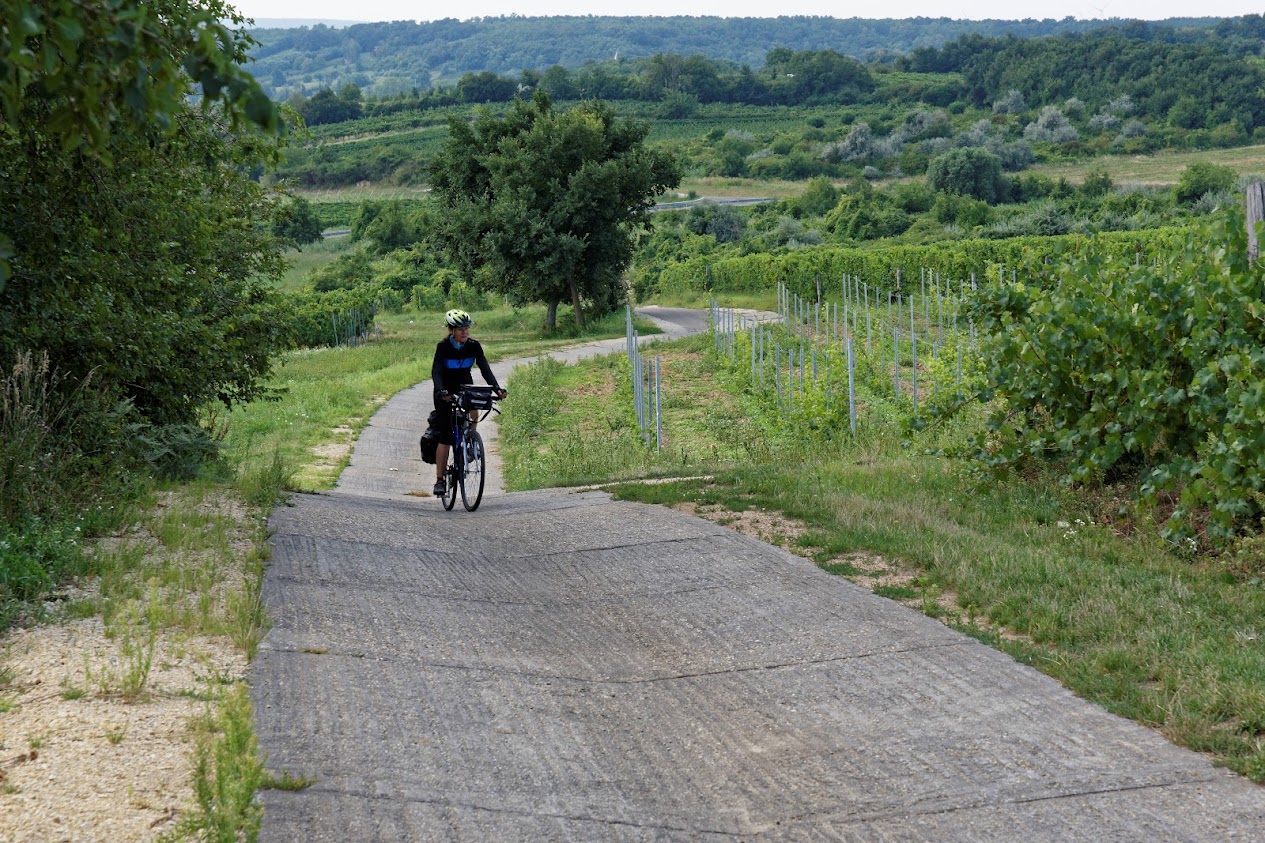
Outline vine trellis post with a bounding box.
[1247,182,1265,261]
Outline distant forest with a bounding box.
[246,14,1237,98]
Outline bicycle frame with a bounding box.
[442,389,500,511]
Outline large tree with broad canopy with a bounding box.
[429,91,680,328]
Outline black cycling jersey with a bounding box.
[431,336,500,403]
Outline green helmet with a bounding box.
[445,308,472,328]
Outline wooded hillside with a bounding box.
[247,15,1225,99]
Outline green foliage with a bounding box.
[0,351,141,524]
[1081,168,1114,197]
[361,200,428,254]
[272,195,324,245]
[235,446,295,509]
[788,177,841,218]
[932,193,993,228]
[294,85,363,125]
[657,227,1190,302]
[927,147,1008,204]
[0,1,281,158]
[411,283,447,311]
[310,249,374,292]
[430,91,681,327]
[1174,162,1237,205]
[952,206,1265,543]
[282,288,380,349]
[1,107,292,427]
[909,30,1265,133]
[0,517,82,605]
[132,423,224,482]
[178,684,265,842]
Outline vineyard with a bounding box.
[692,207,1265,546]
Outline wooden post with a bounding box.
[1248,181,1265,261]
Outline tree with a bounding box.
[0,0,282,287]
[430,91,680,328]
[297,87,361,125]
[927,148,1008,204]
[1,1,293,425]
[273,195,324,245]
[456,71,517,104]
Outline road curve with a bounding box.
[252,308,1265,841]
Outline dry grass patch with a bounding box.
[0,485,264,840]
[0,617,245,841]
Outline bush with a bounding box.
[283,288,379,349]
[272,195,324,245]
[1174,162,1237,205]
[132,423,224,481]
[0,351,136,524]
[932,194,992,228]
[927,148,1008,204]
[788,177,840,218]
[0,517,82,605]
[1023,106,1078,144]
[956,206,1265,542]
[411,283,446,311]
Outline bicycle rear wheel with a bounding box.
[460,431,486,511]
[442,444,459,511]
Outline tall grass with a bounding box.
[500,333,739,490]
[0,352,137,626]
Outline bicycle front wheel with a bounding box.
[442,445,459,511]
[460,431,486,511]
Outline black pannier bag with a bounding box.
[420,409,442,464]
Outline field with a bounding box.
[1029,143,1265,186]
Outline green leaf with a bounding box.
[52,17,83,44]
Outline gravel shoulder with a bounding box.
[0,490,257,841]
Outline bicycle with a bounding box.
[440,385,501,512]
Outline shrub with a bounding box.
[1081,169,1114,198]
[927,148,1008,204]
[411,283,447,311]
[992,89,1026,114]
[0,351,136,523]
[0,517,82,605]
[283,288,379,348]
[1023,106,1079,144]
[955,206,1265,543]
[447,280,491,312]
[789,177,841,218]
[1174,162,1237,205]
[272,195,323,245]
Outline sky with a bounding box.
[230,0,1262,24]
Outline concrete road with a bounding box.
[252,308,1265,841]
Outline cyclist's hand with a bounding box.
[439,392,453,403]
[496,389,507,400]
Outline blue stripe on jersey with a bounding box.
[444,358,475,369]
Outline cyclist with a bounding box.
[430,308,505,497]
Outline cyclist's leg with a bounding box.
[432,402,455,492]
[435,444,449,480]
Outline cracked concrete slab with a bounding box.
[253,308,1265,841]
